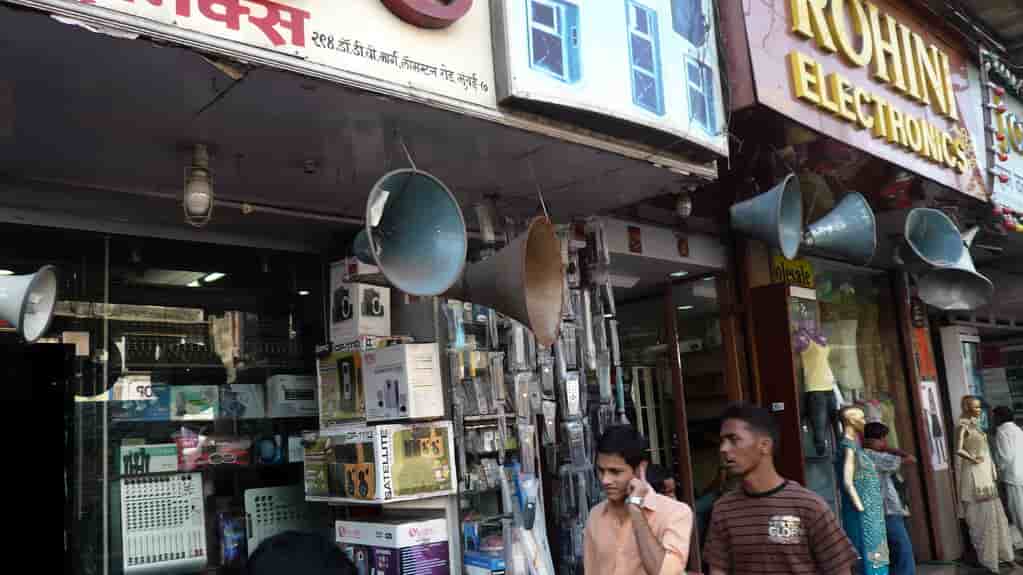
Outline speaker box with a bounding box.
[330,260,391,345]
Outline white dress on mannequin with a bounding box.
[825,319,864,394]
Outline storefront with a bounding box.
[2,1,729,574]
[716,0,993,564]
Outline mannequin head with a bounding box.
[839,405,866,432]
[961,395,983,420]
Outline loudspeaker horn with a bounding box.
[352,169,467,296]
[802,192,877,265]
[915,227,993,311]
[895,208,964,276]
[729,173,803,260]
[445,217,564,347]
[0,265,58,343]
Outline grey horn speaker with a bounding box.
[0,265,58,343]
[729,173,804,260]
[895,208,964,276]
[445,217,564,347]
[352,169,468,296]
[802,192,877,265]
[915,227,993,311]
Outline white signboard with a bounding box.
[989,85,1023,213]
[61,0,497,109]
[493,0,727,156]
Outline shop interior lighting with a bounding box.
[203,272,225,282]
[183,143,214,227]
[670,271,689,278]
[677,305,694,310]
[298,290,310,296]
[0,269,13,276]
[187,280,200,287]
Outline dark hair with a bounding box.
[646,463,668,489]
[596,425,650,469]
[245,531,355,575]
[863,422,889,440]
[720,403,780,448]
[993,406,1014,427]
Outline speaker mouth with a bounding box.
[19,265,58,343]
[902,208,963,270]
[917,268,993,311]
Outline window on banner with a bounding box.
[528,0,579,83]
[627,0,664,115]
[686,57,716,135]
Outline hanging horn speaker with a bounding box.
[802,192,877,265]
[729,173,803,260]
[915,227,993,311]
[0,265,58,343]
[352,169,468,296]
[446,217,564,346]
[895,208,964,276]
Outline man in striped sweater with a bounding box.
[703,403,858,575]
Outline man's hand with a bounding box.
[903,455,917,465]
[628,462,653,503]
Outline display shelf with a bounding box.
[463,413,515,422]
[306,490,456,506]
[113,462,303,480]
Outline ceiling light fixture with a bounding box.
[677,305,694,310]
[298,290,310,296]
[203,272,225,282]
[184,143,214,227]
[670,271,689,278]
[675,190,694,219]
[0,269,13,276]
[187,280,201,288]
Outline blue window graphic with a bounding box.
[671,0,707,47]
[527,0,581,84]
[626,0,664,115]
[686,57,717,134]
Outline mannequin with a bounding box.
[955,396,1014,573]
[795,319,836,455]
[826,319,865,399]
[838,405,889,575]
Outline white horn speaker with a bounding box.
[352,169,468,296]
[446,217,564,347]
[915,227,993,311]
[729,174,804,260]
[0,265,58,343]
[802,192,877,265]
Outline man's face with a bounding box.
[863,437,886,451]
[662,477,677,499]
[595,453,641,503]
[720,418,768,477]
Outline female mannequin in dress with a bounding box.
[956,396,1014,573]
[838,405,889,575]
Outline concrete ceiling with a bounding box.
[0,5,700,253]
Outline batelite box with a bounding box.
[317,350,365,428]
[336,518,449,575]
[169,385,219,421]
[320,420,456,502]
[266,375,318,418]
[362,343,444,422]
[330,260,390,345]
[109,384,172,422]
[219,384,266,419]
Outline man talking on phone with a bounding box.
[584,425,693,575]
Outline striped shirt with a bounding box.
[702,481,858,574]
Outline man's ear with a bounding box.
[759,436,772,455]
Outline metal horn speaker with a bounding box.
[802,192,877,265]
[353,169,468,296]
[445,217,564,347]
[729,173,803,260]
[915,227,993,311]
[0,265,58,343]
[895,208,964,276]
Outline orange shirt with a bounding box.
[583,493,693,575]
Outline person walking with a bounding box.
[993,406,1023,552]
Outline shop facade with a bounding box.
[717,0,993,564]
[3,1,732,574]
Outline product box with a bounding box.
[318,350,365,427]
[287,436,305,463]
[109,384,172,422]
[170,385,220,421]
[176,429,252,470]
[362,343,444,422]
[219,384,266,419]
[119,444,179,475]
[306,421,456,502]
[464,551,505,575]
[252,435,286,465]
[266,375,318,418]
[336,518,449,575]
[330,259,391,345]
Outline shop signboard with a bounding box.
[491,0,728,157]
[737,0,988,199]
[35,0,497,110]
[770,255,815,289]
[983,75,1023,224]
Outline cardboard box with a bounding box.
[119,444,178,475]
[266,375,318,418]
[362,343,444,422]
[219,384,266,419]
[336,518,449,575]
[317,350,365,427]
[464,551,505,575]
[109,384,172,422]
[170,385,219,421]
[306,421,456,502]
[330,260,391,345]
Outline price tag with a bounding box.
[112,376,154,401]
